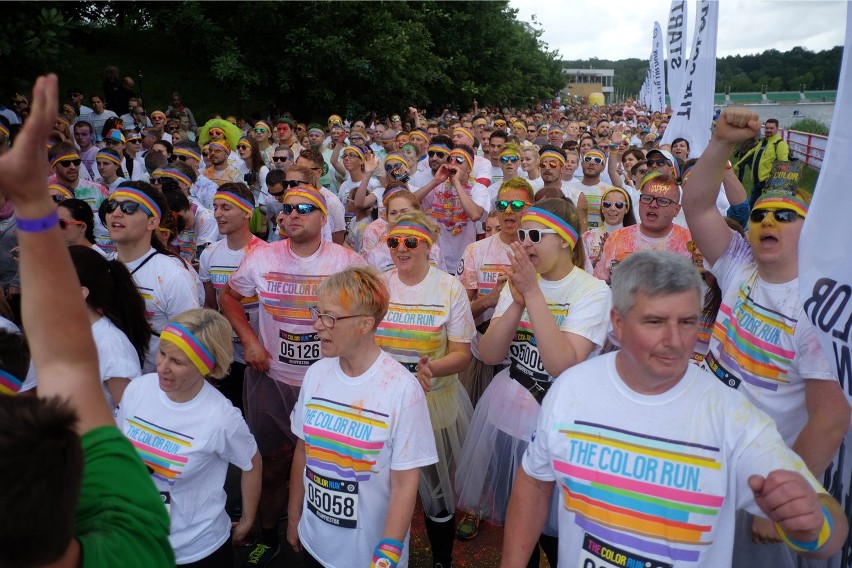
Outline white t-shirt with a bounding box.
[472,155,492,187]
[522,353,823,568]
[566,180,609,229]
[411,167,434,188]
[192,176,218,211]
[704,233,837,445]
[290,352,438,568]
[423,181,490,274]
[118,374,257,564]
[123,249,200,372]
[320,187,347,237]
[92,316,142,412]
[175,205,221,263]
[364,238,445,274]
[228,239,366,385]
[493,266,611,390]
[81,110,118,140]
[198,237,265,364]
[338,177,381,207]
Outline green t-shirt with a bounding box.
[76,426,174,567]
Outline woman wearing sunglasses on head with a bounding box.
[581,186,636,271]
[374,211,475,568]
[456,197,612,568]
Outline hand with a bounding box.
[714,108,761,145]
[507,241,539,296]
[749,471,824,544]
[486,276,508,308]
[231,518,254,546]
[364,153,379,176]
[287,515,302,552]
[751,515,782,544]
[434,165,451,184]
[243,339,272,373]
[415,355,433,393]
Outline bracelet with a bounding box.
[370,538,404,568]
[16,210,59,232]
[774,503,833,552]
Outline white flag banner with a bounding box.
[650,22,666,113]
[799,4,852,565]
[666,0,688,109]
[660,0,719,154]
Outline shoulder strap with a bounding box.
[130,251,159,275]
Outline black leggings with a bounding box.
[178,538,233,567]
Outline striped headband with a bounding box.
[160,322,215,375]
[254,121,271,132]
[308,127,324,136]
[342,145,366,160]
[522,207,579,248]
[50,152,81,169]
[449,148,473,170]
[539,150,566,166]
[584,149,605,161]
[159,168,193,186]
[110,187,161,218]
[209,140,231,153]
[671,158,683,180]
[331,124,346,133]
[0,369,22,396]
[452,127,475,143]
[388,220,433,245]
[382,185,408,206]
[150,110,166,120]
[56,115,72,128]
[499,146,520,159]
[753,191,809,218]
[214,190,253,214]
[409,129,429,142]
[0,122,8,138]
[639,170,665,191]
[428,144,450,154]
[174,147,201,161]
[49,183,74,199]
[348,131,367,141]
[603,187,631,212]
[538,124,549,132]
[285,185,328,215]
[96,150,122,166]
[548,125,564,134]
[384,153,409,168]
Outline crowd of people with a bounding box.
[0,70,848,568]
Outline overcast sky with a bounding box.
[509,0,846,61]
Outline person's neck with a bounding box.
[582,175,600,186]
[226,227,253,250]
[290,236,322,258]
[125,147,137,158]
[499,228,519,244]
[526,169,541,180]
[638,222,673,239]
[757,259,798,284]
[183,212,195,230]
[541,259,574,282]
[117,239,154,263]
[339,342,382,377]
[58,176,79,190]
[258,140,270,150]
[350,169,364,183]
[103,173,118,185]
[398,262,430,286]
[214,161,228,172]
[79,142,93,152]
[615,351,687,395]
[490,157,499,167]
[87,307,103,325]
[604,221,623,233]
[542,178,562,190]
[165,378,205,403]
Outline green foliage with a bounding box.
[789,118,830,136]
[0,3,70,95]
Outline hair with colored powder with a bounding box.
[318,266,390,331]
[498,177,535,203]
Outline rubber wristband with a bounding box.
[774,503,833,552]
[16,210,59,232]
[370,538,403,568]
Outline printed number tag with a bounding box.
[160,491,171,516]
[305,467,358,528]
[279,331,320,366]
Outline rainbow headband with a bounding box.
[584,149,605,161]
[342,145,366,160]
[603,187,631,212]
[449,148,473,170]
[409,129,429,143]
[428,144,450,155]
[174,147,201,161]
[49,183,74,199]
[0,122,8,138]
[548,125,564,134]
[308,127,324,136]
[160,322,215,375]
[453,127,475,143]
[285,185,328,215]
[96,150,122,166]
[522,207,579,248]
[50,152,80,169]
[348,131,367,142]
[209,140,230,153]
[499,147,520,159]
[753,192,809,218]
[382,185,408,206]
[110,187,161,218]
[384,153,409,168]
[388,220,433,245]
[0,369,22,396]
[159,168,193,186]
[215,190,253,214]
[539,150,566,166]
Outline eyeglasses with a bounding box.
[342,152,361,159]
[282,203,320,215]
[539,160,561,169]
[500,155,520,164]
[518,228,559,243]
[387,236,426,249]
[602,201,626,210]
[450,156,466,165]
[583,156,604,165]
[105,200,149,216]
[646,159,671,167]
[58,219,85,230]
[208,128,224,137]
[237,144,251,151]
[309,306,367,329]
[639,194,676,207]
[253,128,269,134]
[427,150,447,159]
[272,156,290,163]
[57,159,82,168]
[495,199,528,212]
[749,208,801,224]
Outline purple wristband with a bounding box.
[16,211,59,232]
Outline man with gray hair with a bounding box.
[500,251,847,568]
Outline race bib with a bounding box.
[578,533,672,568]
[160,491,171,516]
[279,331,320,366]
[306,466,358,528]
[509,332,548,384]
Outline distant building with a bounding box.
[563,68,614,102]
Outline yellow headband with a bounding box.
[753,193,809,218]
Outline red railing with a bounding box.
[780,129,828,170]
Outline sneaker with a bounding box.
[455,510,482,540]
[244,543,280,567]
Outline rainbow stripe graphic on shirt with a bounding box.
[712,283,796,391]
[303,397,389,481]
[124,416,193,485]
[515,301,570,339]
[138,287,156,322]
[259,272,326,325]
[554,421,723,563]
[210,265,259,310]
[376,302,446,364]
[477,264,509,296]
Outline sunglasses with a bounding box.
[385,164,402,172]
[283,179,309,189]
[527,128,536,133]
[749,208,801,224]
[342,152,361,159]
[167,127,180,133]
[450,156,466,165]
[494,122,506,127]
[496,199,528,212]
[237,144,251,151]
[500,155,520,164]
[272,156,290,163]
[282,203,320,215]
[387,236,426,249]
[57,159,82,167]
[646,159,671,167]
[209,129,224,136]
[639,194,676,207]
[58,219,85,230]
[172,155,190,162]
[602,201,626,210]
[518,228,559,243]
[202,152,210,157]
[539,160,561,169]
[253,128,269,134]
[583,156,603,165]
[427,150,447,159]
[105,200,149,216]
